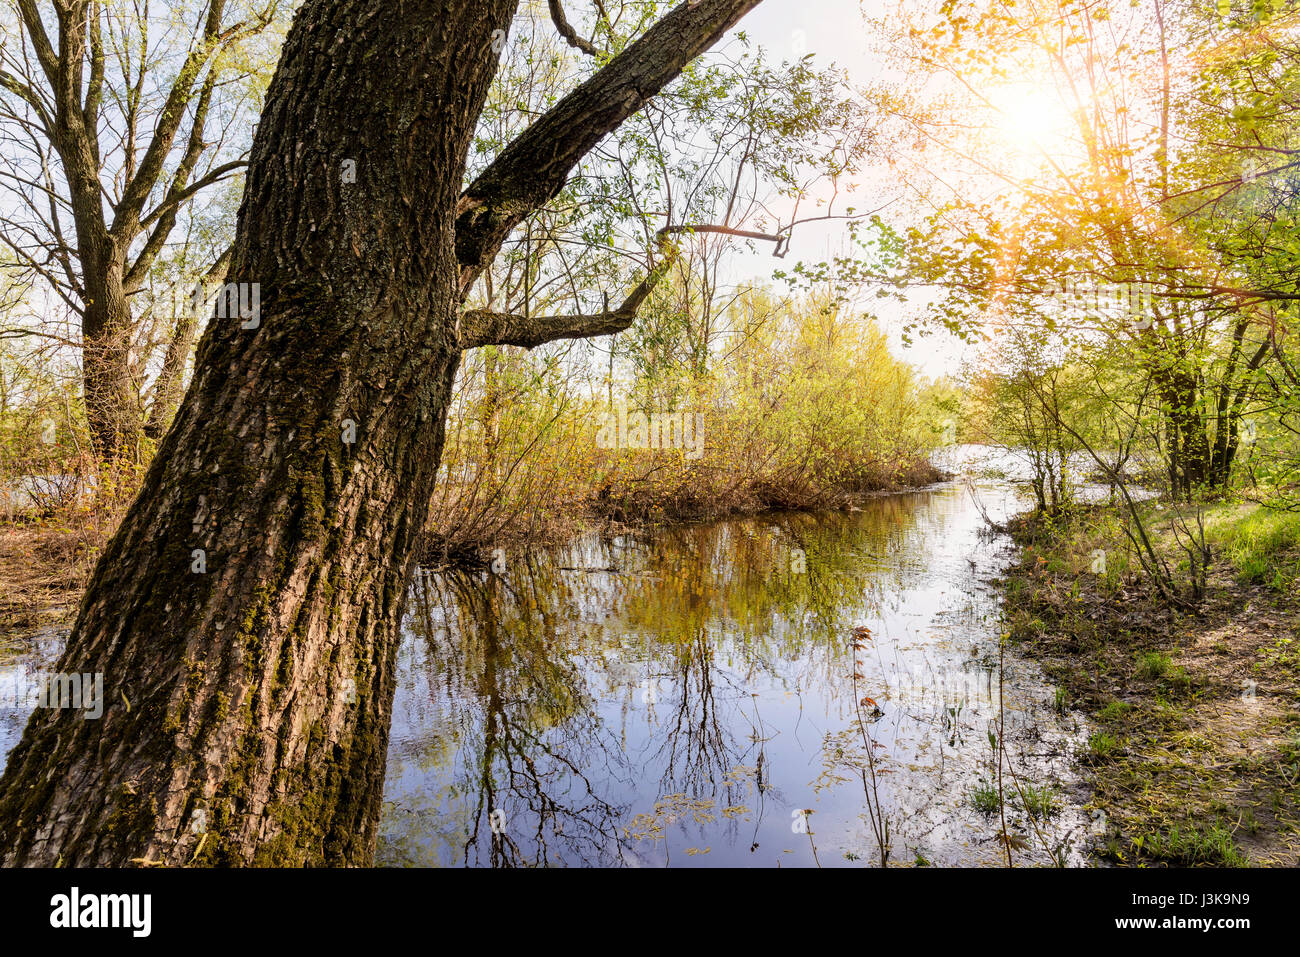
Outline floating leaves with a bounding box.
[623,792,752,842]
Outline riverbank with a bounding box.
[1000,502,1300,866]
[1,456,947,643]
[422,456,947,565]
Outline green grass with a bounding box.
[1136,651,1171,680]
[1138,824,1248,867]
[1135,652,1197,697]
[1165,664,1193,694]
[968,780,1001,815]
[1020,783,1060,819]
[1088,731,1121,759]
[1098,700,1133,722]
[1208,506,1300,591]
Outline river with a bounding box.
[1,474,1094,866]
[377,476,1094,866]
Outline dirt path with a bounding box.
[1001,514,1300,866]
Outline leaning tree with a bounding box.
[0,0,766,866]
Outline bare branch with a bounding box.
[457,223,782,350]
[454,0,763,292]
[112,0,227,232]
[83,2,104,160]
[15,0,59,86]
[0,69,53,130]
[547,0,599,56]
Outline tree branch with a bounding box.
[0,70,53,131]
[83,2,104,162]
[457,223,782,350]
[547,0,599,56]
[141,161,246,232]
[454,0,763,292]
[15,0,59,86]
[112,0,227,232]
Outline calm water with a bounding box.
[0,478,1095,867]
[377,480,1093,867]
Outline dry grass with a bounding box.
[0,523,92,646]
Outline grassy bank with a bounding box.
[1001,502,1300,866]
[421,304,948,560]
[1,450,945,641]
[421,444,945,563]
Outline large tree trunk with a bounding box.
[0,0,763,867]
[0,0,503,867]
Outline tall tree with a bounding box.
[0,0,765,866]
[859,0,1296,498]
[0,0,283,459]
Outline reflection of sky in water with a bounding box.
[379,481,1094,868]
[0,479,1094,867]
[0,631,69,760]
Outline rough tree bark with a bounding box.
[0,0,763,866]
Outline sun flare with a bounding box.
[984,79,1080,158]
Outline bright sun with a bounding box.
[984,80,1079,159]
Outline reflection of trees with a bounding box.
[656,629,733,797]
[378,489,950,866]
[399,569,633,867]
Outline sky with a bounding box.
[1,0,976,384]
[708,0,976,382]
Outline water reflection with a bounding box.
[378,483,1092,867]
